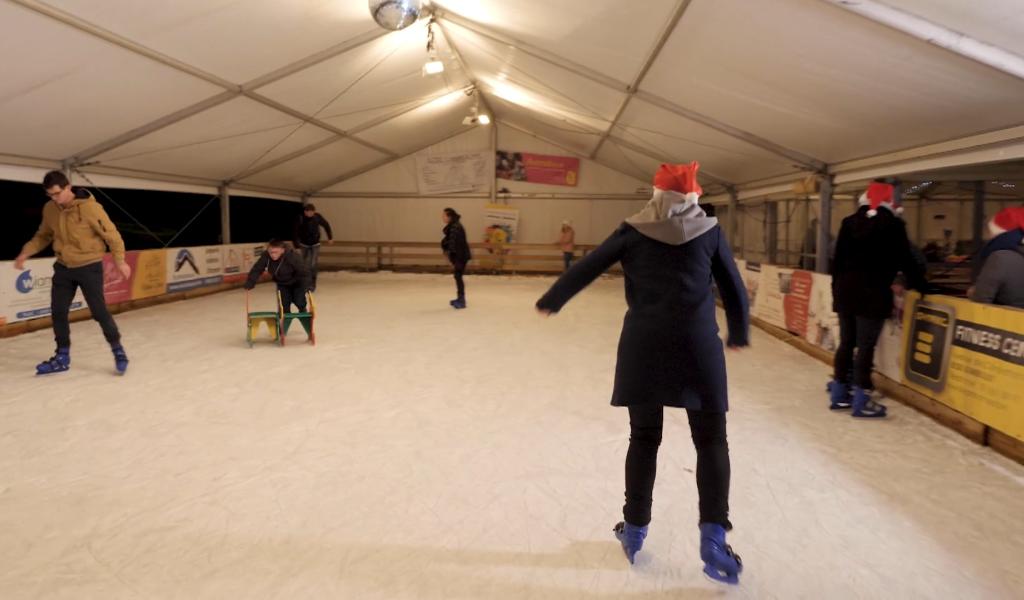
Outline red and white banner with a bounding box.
[496,150,579,187]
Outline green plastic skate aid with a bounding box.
[281,313,313,335]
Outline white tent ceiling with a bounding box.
[1,0,1022,199]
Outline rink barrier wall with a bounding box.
[317,241,617,274]
[731,259,1024,466]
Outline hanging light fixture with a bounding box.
[368,0,422,31]
[462,89,491,126]
[423,18,445,76]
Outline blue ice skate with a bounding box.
[36,348,70,375]
[613,521,647,564]
[112,345,129,375]
[700,523,742,584]
[827,380,852,410]
[451,298,467,309]
[851,387,886,418]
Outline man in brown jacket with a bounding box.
[14,171,131,375]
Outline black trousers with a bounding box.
[452,261,466,299]
[51,262,120,349]
[299,244,320,289]
[834,312,886,389]
[278,284,308,313]
[624,405,731,529]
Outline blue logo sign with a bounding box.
[16,270,34,294]
[175,249,199,274]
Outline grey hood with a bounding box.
[625,189,718,245]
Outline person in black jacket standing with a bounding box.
[829,182,926,417]
[243,240,312,313]
[441,208,472,309]
[294,203,333,291]
[536,163,749,585]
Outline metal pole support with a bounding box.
[815,174,834,274]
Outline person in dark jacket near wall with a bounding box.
[441,208,472,309]
[536,163,749,585]
[294,204,333,291]
[970,207,1024,309]
[244,240,312,313]
[829,182,927,417]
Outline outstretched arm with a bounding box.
[318,214,333,241]
[244,252,270,290]
[711,228,750,347]
[536,225,629,314]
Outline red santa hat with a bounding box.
[988,206,1024,237]
[653,162,703,204]
[858,182,901,217]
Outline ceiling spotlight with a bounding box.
[422,19,445,76]
[462,92,491,126]
[477,114,491,125]
[368,0,422,31]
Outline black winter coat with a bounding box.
[442,221,472,265]
[536,223,749,411]
[294,213,333,246]
[245,249,312,290]
[831,206,926,319]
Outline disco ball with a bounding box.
[369,0,423,31]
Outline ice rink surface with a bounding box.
[1,272,1022,599]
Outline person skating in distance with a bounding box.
[441,208,472,309]
[243,240,312,313]
[14,171,131,375]
[535,162,749,584]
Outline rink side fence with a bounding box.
[728,258,1024,466]
[0,241,599,339]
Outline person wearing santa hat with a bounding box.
[535,162,749,584]
[829,181,927,417]
[970,206,1024,308]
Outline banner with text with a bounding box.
[165,245,225,293]
[416,150,491,195]
[496,150,579,187]
[0,258,85,325]
[902,293,1024,442]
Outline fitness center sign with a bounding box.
[903,293,1024,442]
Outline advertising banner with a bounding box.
[0,259,85,324]
[132,249,167,300]
[223,244,265,284]
[902,293,1024,442]
[166,245,224,293]
[416,150,491,195]
[496,150,579,187]
[102,251,140,305]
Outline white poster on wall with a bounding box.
[416,150,490,194]
[0,258,86,325]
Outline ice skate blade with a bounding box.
[703,564,740,585]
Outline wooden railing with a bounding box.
[319,241,617,274]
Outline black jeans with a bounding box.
[299,244,320,288]
[452,261,466,299]
[51,262,120,349]
[834,312,886,389]
[563,252,574,271]
[278,284,308,313]
[624,405,731,529]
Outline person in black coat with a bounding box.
[244,239,313,313]
[441,208,472,309]
[294,203,333,291]
[829,182,926,417]
[536,163,748,584]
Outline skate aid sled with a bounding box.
[278,289,316,346]
[246,290,282,347]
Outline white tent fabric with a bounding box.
[1,0,1023,199]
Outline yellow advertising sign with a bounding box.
[903,293,1024,442]
[131,249,168,300]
